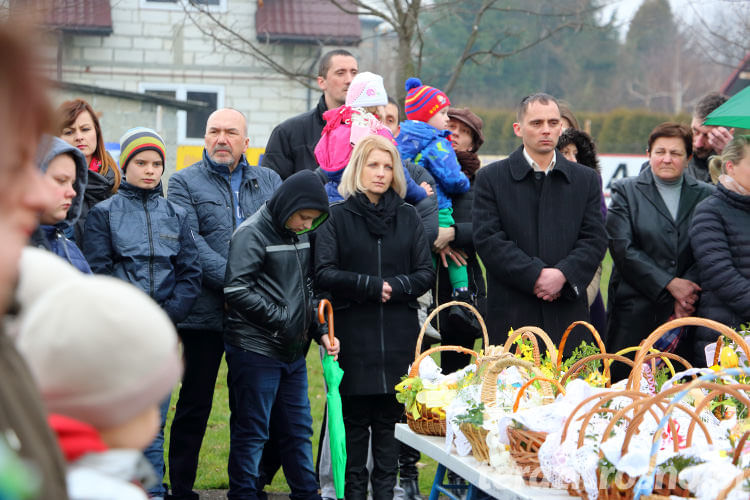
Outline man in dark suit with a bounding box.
[472,93,607,351]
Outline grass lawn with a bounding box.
[163,254,613,494]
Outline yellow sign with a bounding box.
[176,146,266,171]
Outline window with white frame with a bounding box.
[140,84,224,145]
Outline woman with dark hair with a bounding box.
[690,135,750,364]
[433,107,487,374]
[57,98,121,244]
[606,122,713,373]
[315,135,434,500]
[557,128,607,335]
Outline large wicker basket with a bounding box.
[405,300,487,436]
[505,376,565,487]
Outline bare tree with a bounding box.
[681,0,750,70]
[183,0,602,101]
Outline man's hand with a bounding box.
[433,226,455,251]
[382,281,392,302]
[534,268,566,302]
[437,246,468,268]
[674,300,695,318]
[321,334,340,360]
[708,126,735,155]
[420,181,434,197]
[666,277,701,310]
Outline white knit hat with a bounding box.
[16,276,183,429]
[345,71,388,108]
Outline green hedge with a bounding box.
[476,108,691,155]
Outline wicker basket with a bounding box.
[629,316,750,391]
[557,320,610,382]
[405,300,487,436]
[461,354,535,464]
[505,376,566,487]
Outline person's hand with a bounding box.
[437,246,468,268]
[433,226,455,250]
[666,277,701,310]
[673,300,695,319]
[420,181,434,197]
[533,268,566,301]
[382,281,392,302]
[321,334,340,360]
[708,126,735,154]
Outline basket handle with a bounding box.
[557,321,607,365]
[317,298,335,345]
[716,468,750,500]
[630,317,750,390]
[512,377,565,412]
[503,326,558,367]
[732,431,750,466]
[408,345,480,378]
[479,354,534,406]
[414,300,488,359]
[560,353,634,388]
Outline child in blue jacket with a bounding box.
[82,127,201,498]
[397,78,471,302]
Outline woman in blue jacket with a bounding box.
[82,127,202,498]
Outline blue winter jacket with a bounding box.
[397,120,470,210]
[30,136,92,274]
[167,152,282,331]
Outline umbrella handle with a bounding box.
[318,298,335,345]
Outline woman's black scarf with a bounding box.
[351,189,401,237]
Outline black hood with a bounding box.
[267,170,329,234]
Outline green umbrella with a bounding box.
[318,299,346,499]
[704,85,750,129]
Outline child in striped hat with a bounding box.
[82,127,202,499]
[396,78,472,307]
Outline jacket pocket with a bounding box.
[157,216,181,254]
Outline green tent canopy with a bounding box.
[704,86,750,129]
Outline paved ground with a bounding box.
[197,492,290,500]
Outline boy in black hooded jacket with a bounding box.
[223,170,339,499]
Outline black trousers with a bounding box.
[167,328,225,500]
[342,394,403,500]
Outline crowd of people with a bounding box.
[1,22,748,500]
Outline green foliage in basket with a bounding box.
[453,401,485,427]
[657,455,705,474]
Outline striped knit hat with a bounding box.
[404,77,450,123]
[119,127,166,171]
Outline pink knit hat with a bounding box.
[345,72,388,108]
[17,276,183,430]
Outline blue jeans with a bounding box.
[225,344,320,500]
[144,394,171,497]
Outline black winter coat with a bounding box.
[606,168,713,355]
[224,203,327,363]
[690,183,750,360]
[314,192,435,395]
[472,147,607,350]
[262,95,327,180]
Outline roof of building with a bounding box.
[16,0,113,36]
[255,0,361,46]
[721,52,750,96]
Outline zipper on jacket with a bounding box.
[56,230,73,264]
[220,177,237,230]
[142,196,155,298]
[293,241,310,333]
[378,237,387,392]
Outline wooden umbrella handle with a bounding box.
[318,298,334,345]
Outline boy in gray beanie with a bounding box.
[16,275,183,500]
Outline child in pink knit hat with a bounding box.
[315,71,433,203]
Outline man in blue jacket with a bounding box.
[166,108,282,500]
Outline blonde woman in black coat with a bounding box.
[314,135,434,500]
[690,135,750,364]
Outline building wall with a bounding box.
[47,0,360,179]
